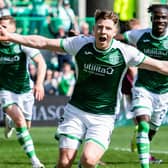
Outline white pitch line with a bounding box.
[113,147,168,154]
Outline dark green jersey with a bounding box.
[0,43,40,93]
[61,35,145,115]
[124,28,168,93]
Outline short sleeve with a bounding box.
[124,28,151,45]
[21,45,41,58]
[62,35,94,56]
[114,41,146,67]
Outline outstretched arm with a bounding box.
[0,26,64,52]
[139,56,168,75]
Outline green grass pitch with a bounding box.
[0,126,168,168]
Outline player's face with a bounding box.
[151,7,168,37]
[94,18,116,50]
[0,19,16,33]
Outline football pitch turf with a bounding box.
[0,126,168,168]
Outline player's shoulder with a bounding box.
[65,34,95,47]
[112,39,138,52]
[71,34,94,43]
[62,35,95,55]
[127,28,151,36]
[112,38,129,48]
[137,28,151,34]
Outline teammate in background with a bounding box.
[1,9,168,168]
[116,4,168,166]
[0,15,46,168]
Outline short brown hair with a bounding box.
[0,15,16,25]
[94,9,119,25]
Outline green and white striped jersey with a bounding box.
[124,28,168,94]
[61,35,146,115]
[0,42,40,93]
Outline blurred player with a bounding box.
[0,15,46,168]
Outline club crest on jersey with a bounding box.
[163,40,168,49]
[109,55,119,64]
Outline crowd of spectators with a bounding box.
[29,58,76,97]
[4,0,91,37]
[42,62,76,96]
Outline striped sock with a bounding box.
[16,127,37,159]
[137,121,150,168]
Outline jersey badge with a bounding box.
[13,45,21,54]
[109,55,119,64]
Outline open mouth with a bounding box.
[99,37,107,42]
[156,23,166,29]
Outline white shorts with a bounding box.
[57,104,116,151]
[132,87,168,127]
[0,90,34,121]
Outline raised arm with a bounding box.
[0,26,64,52]
[139,56,168,75]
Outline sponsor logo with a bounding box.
[143,39,150,43]
[0,55,20,64]
[143,48,168,58]
[83,63,114,76]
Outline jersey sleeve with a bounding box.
[21,45,41,58]
[123,28,151,45]
[61,35,94,56]
[119,42,146,66]
[123,30,140,45]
